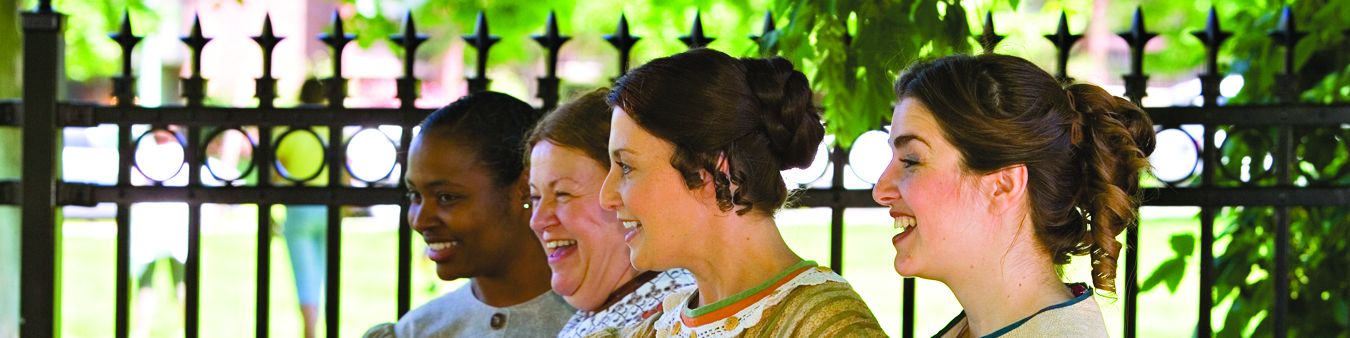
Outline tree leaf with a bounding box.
[1169,233,1196,258]
[1141,258,1185,293]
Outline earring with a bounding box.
[523,202,531,209]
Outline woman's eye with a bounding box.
[555,191,572,202]
[528,195,542,205]
[436,194,459,204]
[900,159,920,168]
[618,162,633,175]
[406,191,421,203]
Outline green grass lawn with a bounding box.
[58,206,1203,337]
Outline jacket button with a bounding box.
[490,313,506,329]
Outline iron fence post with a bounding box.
[18,3,64,338]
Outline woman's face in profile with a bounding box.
[872,98,992,280]
[406,133,529,281]
[600,108,712,272]
[528,141,635,311]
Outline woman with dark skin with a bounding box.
[365,91,574,338]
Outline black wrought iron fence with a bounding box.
[5,1,1349,338]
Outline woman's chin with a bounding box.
[562,293,604,312]
[551,274,582,297]
[893,257,921,277]
[629,249,655,271]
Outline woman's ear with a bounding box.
[983,164,1028,214]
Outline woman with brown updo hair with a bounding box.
[602,48,885,337]
[871,53,1155,337]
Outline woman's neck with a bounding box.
[472,236,554,308]
[944,245,1072,336]
[684,216,802,308]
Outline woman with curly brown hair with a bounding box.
[872,54,1155,337]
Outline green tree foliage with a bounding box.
[17,0,158,81]
[767,0,973,147]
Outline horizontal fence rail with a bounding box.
[7,1,1348,338]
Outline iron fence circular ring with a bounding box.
[132,127,187,184]
[847,130,891,186]
[344,127,400,185]
[273,127,328,184]
[1216,127,1275,186]
[1154,127,1202,187]
[201,126,257,185]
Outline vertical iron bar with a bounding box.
[533,11,569,112]
[110,10,139,107]
[19,4,63,338]
[320,10,353,109]
[902,278,915,338]
[325,204,341,338]
[463,11,498,94]
[390,11,423,318]
[604,14,639,78]
[1117,8,1154,338]
[1044,12,1081,83]
[319,15,352,335]
[254,14,282,109]
[109,11,139,338]
[391,11,426,111]
[829,145,844,274]
[179,14,209,338]
[252,14,283,338]
[1192,7,1228,336]
[256,135,273,338]
[325,124,345,338]
[181,14,209,107]
[1269,7,1302,337]
[397,126,413,317]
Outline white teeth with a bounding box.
[893,216,917,233]
[544,239,577,250]
[622,221,641,229]
[427,241,459,251]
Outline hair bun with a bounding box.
[741,57,823,170]
[1065,84,1156,159]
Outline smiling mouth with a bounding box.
[621,220,642,230]
[621,220,642,243]
[425,240,460,262]
[544,239,578,261]
[545,239,577,250]
[893,215,916,235]
[428,241,460,251]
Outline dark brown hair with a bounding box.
[894,54,1156,293]
[525,88,613,166]
[608,48,823,216]
[418,91,542,187]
